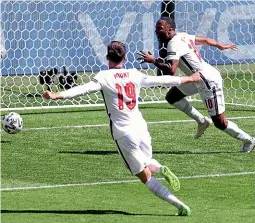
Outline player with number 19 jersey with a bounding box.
[93,68,182,140]
[93,68,147,140]
[58,67,184,140]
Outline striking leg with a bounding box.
[116,134,190,216]
[136,167,190,216]
[140,132,180,191]
[147,159,180,191]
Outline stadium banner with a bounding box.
[0,0,254,76]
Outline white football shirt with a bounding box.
[93,68,184,139]
[167,32,221,82]
[93,68,147,140]
[59,68,183,140]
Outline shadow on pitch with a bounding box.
[1,209,174,216]
[1,140,11,144]
[59,150,239,155]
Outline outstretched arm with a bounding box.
[43,80,101,100]
[136,51,178,75]
[141,72,201,88]
[195,36,237,51]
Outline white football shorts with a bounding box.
[177,75,225,116]
[114,130,152,175]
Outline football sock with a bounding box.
[145,177,184,208]
[173,98,205,123]
[224,120,252,142]
[147,159,162,174]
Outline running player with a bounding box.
[43,41,201,215]
[137,17,255,153]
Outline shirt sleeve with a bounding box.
[188,34,196,43]
[167,35,186,60]
[131,69,148,85]
[59,80,101,99]
[141,75,182,88]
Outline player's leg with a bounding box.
[200,83,254,152]
[136,167,190,216]
[140,131,180,191]
[166,85,212,139]
[115,134,190,215]
[211,113,255,152]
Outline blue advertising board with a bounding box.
[0,0,254,76]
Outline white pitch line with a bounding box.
[6,116,255,132]
[1,171,255,192]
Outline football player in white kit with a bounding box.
[43,41,201,216]
[137,17,255,153]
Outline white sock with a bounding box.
[224,121,252,142]
[145,177,184,209]
[148,159,162,174]
[173,98,205,123]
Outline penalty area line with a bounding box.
[1,171,255,192]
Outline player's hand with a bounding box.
[43,90,57,100]
[218,43,237,51]
[136,51,156,64]
[190,72,201,82]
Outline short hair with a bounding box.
[161,17,176,29]
[107,41,126,63]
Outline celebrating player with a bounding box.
[43,41,201,216]
[137,17,255,153]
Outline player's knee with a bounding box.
[165,92,176,104]
[136,167,151,184]
[165,87,185,104]
[211,115,228,130]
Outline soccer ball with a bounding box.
[2,112,23,134]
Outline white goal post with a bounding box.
[1,0,254,111]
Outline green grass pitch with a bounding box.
[1,102,255,223]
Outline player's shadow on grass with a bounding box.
[59,150,238,155]
[1,209,174,216]
[1,140,11,144]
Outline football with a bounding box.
[2,112,23,134]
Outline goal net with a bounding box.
[1,0,254,110]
